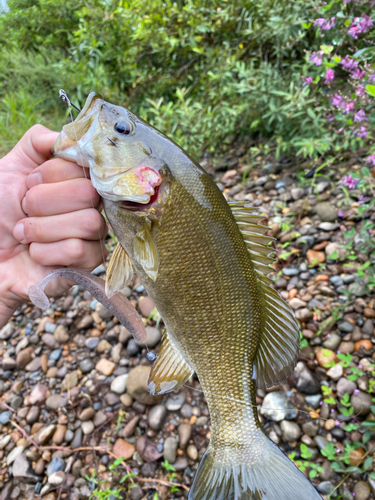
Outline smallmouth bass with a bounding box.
[33,93,322,499]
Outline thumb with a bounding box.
[10,125,59,168]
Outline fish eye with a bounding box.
[114,121,132,135]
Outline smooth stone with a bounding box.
[326,363,343,381]
[260,391,297,421]
[42,333,59,349]
[322,333,341,351]
[143,327,161,348]
[61,371,79,391]
[127,339,141,356]
[25,357,41,371]
[280,420,301,442]
[0,435,11,450]
[26,406,40,425]
[294,362,320,394]
[110,374,128,394]
[351,391,372,416]
[166,393,186,411]
[2,357,16,370]
[49,470,65,486]
[95,358,116,376]
[113,438,135,460]
[46,394,68,410]
[93,411,107,427]
[54,325,69,344]
[305,394,322,409]
[7,445,25,465]
[79,408,95,421]
[85,337,99,350]
[0,411,10,425]
[47,457,65,476]
[138,297,156,318]
[50,349,62,361]
[81,421,95,435]
[180,404,192,418]
[148,405,167,431]
[314,435,328,450]
[178,422,192,449]
[79,358,95,373]
[362,319,374,336]
[338,321,354,333]
[316,202,337,222]
[317,481,337,497]
[97,339,112,353]
[126,365,162,405]
[29,384,49,405]
[353,482,370,500]
[186,444,198,461]
[71,428,83,449]
[163,436,178,464]
[319,222,338,231]
[0,322,15,340]
[35,424,56,445]
[12,453,41,483]
[16,347,34,369]
[282,268,299,277]
[98,304,113,320]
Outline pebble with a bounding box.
[12,453,41,482]
[0,322,15,340]
[166,393,186,411]
[36,424,56,445]
[79,408,95,421]
[294,362,320,393]
[353,482,370,500]
[25,357,41,371]
[351,391,372,416]
[322,333,342,351]
[16,347,34,369]
[280,420,301,442]
[0,411,10,425]
[316,349,338,369]
[97,339,112,352]
[305,394,322,409]
[326,363,343,381]
[163,436,178,464]
[95,358,116,376]
[126,365,161,405]
[29,384,49,405]
[113,438,135,460]
[7,445,25,465]
[47,457,65,476]
[178,422,192,449]
[127,339,141,356]
[61,371,79,391]
[337,377,357,396]
[186,444,198,461]
[148,405,167,430]
[339,341,355,354]
[338,321,354,333]
[49,470,65,485]
[317,481,336,497]
[71,428,83,449]
[316,202,337,222]
[79,358,95,373]
[260,391,297,421]
[85,337,99,349]
[46,394,68,410]
[42,333,59,349]
[110,374,128,394]
[138,297,156,318]
[81,421,95,435]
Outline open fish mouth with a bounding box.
[51,92,163,204]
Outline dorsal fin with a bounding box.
[148,328,194,395]
[105,242,133,298]
[228,201,300,389]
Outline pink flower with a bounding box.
[302,76,313,86]
[349,25,361,39]
[349,14,374,39]
[354,109,367,122]
[310,51,323,66]
[356,126,368,138]
[343,102,355,114]
[342,174,359,189]
[366,154,375,165]
[331,94,344,107]
[325,69,334,84]
[352,68,366,79]
[368,73,375,82]
[354,389,360,395]
[314,17,336,30]
[356,85,366,96]
[340,55,359,71]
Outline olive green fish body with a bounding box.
[53,93,322,500]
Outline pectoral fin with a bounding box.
[134,220,159,282]
[148,328,194,395]
[105,243,133,298]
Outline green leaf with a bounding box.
[362,421,375,428]
[364,456,373,470]
[302,22,312,29]
[366,84,375,97]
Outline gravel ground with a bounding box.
[0,150,375,500]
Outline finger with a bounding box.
[27,158,90,188]
[22,178,101,216]
[29,239,108,269]
[12,125,58,168]
[14,209,108,244]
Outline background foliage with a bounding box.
[0,0,374,160]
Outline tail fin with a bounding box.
[188,432,322,500]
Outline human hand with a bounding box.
[0,124,108,327]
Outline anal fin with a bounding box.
[148,328,194,395]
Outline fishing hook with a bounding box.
[107,137,118,147]
[59,89,81,113]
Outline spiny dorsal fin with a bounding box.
[228,201,299,388]
[148,328,194,395]
[105,242,133,298]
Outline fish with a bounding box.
[34,92,322,499]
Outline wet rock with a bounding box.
[163,436,178,464]
[0,411,11,425]
[49,470,65,485]
[351,391,372,416]
[294,362,320,393]
[25,356,41,371]
[186,444,199,461]
[355,339,373,352]
[80,408,95,421]
[85,337,99,350]
[81,421,94,435]
[316,349,338,368]
[353,482,370,500]
[127,339,141,356]
[113,438,135,460]
[54,325,69,343]
[2,357,16,370]
[12,454,42,483]
[97,339,112,353]
[295,308,313,322]
[260,391,297,421]
[338,321,354,333]
[96,358,115,376]
[314,435,328,450]
[42,333,59,349]
[350,447,366,466]
[121,416,140,438]
[148,405,167,430]
[305,394,322,409]
[322,333,341,351]
[71,428,83,449]
[338,341,355,354]
[362,319,374,336]
[7,445,25,465]
[35,424,56,445]
[77,315,93,329]
[126,365,161,405]
[326,363,343,381]
[26,406,40,425]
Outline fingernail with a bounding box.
[13,223,25,242]
[22,197,28,215]
[27,172,43,188]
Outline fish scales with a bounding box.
[47,92,322,500]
